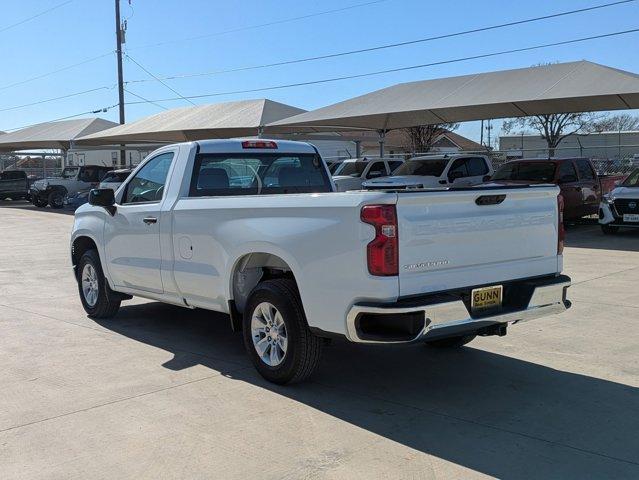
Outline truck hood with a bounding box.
[363,175,441,189]
[608,186,639,199]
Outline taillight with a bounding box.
[361,205,398,276]
[241,140,277,149]
[557,194,565,255]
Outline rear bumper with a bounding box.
[346,275,571,344]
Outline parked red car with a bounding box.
[491,158,625,221]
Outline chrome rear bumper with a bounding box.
[346,276,571,344]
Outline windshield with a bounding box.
[60,167,79,179]
[101,171,130,183]
[334,162,367,177]
[493,162,556,182]
[622,169,639,187]
[393,159,448,177]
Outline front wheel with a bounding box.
[243,279,322,384]
[48,190,65,209]
[425,334,476,348]
[601,224,619,235]
[32,196,48,208]
[77,249,121,318]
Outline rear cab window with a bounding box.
[189,153,332,197]
[493,162,557,182]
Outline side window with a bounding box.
[448,158,469,180]
[387,161,403,173]
[123,152,174,204]
[366,161,387,179]
[575,159,595,180]
[79,167,101,183]
[559,161,578,181]
[467,157,489,176]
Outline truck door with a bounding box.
[0,171,22,196]
[557,160,581,220]
[465,157,491,185]
[104,152,174,293]
[575,158,600,216]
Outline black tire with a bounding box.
[425,334,476,348]
[242,278,322,384]
[77,249,121,318]
[48,189,65,209]
[32,196,48,208]
[601,224,619,235]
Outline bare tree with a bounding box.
[401,123,459,153]
[586,113,639,133]
[502,113,599,157]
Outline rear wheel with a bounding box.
[48,190,65,209]
[425,334,476,348]
[77,249,121,318]
[243,279,322,384]
[601,224,619,235]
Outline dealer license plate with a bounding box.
[471,285,503,313]
[623,214,639,223]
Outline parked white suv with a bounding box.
[599,168,639,233]
[332,157,404,191]
[71,139,570,384]
[363,154,493,190]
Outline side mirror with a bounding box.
[559,174,577,184]
[482,175,492,182]
[89,188,116,215]
[614,179,622,186]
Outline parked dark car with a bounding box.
[0,170,30,200]
[491,158,626,221]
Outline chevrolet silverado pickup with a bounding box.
[71,139,571,384]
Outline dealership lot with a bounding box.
[0,202,638,479]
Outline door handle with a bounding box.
[143,216,158,225]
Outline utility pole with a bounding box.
[115,0,126,166]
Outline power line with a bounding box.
[4,106,117,132]
[129,0,392,50]
[0,0,74,34]
[124,88,168,111]
[125,0,638,85]
[0,51,113,91]
[122,27,639,106]
[125,54,195,105]
[5,26,638,132]
[0,86,113,113]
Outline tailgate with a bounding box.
[396,187,560,297]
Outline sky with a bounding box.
[1,0,638,143]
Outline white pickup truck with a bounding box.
[71,139,571,384]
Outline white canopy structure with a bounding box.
[0,118,118,151]
[269,61,639,132]
[76,99,306,145]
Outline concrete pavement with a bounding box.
[1,202,638,479]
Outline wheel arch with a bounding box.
[71,235,101,279]
[228,251,301,314]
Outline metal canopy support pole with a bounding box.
[355,140,362,158]
[257,126,264,138]
[378,129,386,158]
[115,0,126,167]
